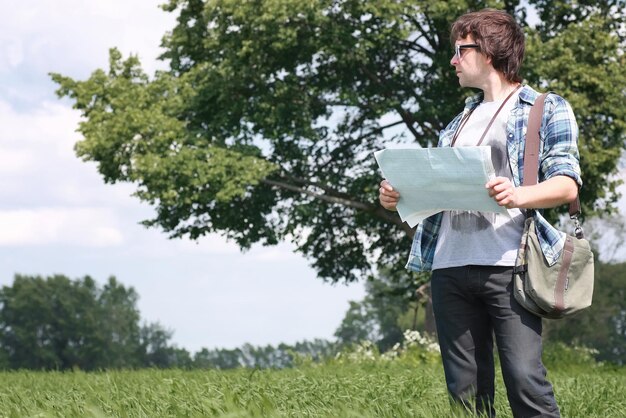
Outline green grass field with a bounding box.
[0,360,624,418]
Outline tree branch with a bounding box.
[281,174,348,198]
[398,39,434,57]
[359,65,422,140]
[316,118,406,171]
[419,120,439,138]
[262,178,372,211]
[261,178,414,237]
[404,14,438,52]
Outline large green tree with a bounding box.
[52,0,625,283]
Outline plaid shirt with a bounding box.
[406,85,582,272]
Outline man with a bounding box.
[379,9,581,418]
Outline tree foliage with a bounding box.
[0,274,344,370]
[524,0,626,220]
[335,269,430,351]
[0,274,200,370]
[0,275,143,370]
[193,339,337,369]
[52,0,626,283]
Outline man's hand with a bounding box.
[486,175,578,209]
[486,177,521,208]
[379,179,400,211]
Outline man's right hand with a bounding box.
[379,179,400,211]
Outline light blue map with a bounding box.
[374,147,508,227]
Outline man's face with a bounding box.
[450,36,490,88]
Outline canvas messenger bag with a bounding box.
[512,93,595,319]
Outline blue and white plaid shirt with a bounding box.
[406,85,582,273]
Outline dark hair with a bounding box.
[450,9,525,83]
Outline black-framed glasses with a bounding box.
[454,43,479,60]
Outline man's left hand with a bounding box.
[486,177,521,209]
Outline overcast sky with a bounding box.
[0,0,366,354]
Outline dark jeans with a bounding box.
[431,265,560,418]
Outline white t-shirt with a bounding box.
[432,91,525,270]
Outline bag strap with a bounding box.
[523,93,584,238]
[521,94,545,189]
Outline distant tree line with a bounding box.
[0,274,336,370]
[1,262,624,370]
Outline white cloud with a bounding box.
[0,0,175,77]
[1,39,23,70]
[0,99,80,156]
[0,208,124,247]
[0,97,143,210]
[0,148,36,174]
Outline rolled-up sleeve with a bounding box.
[539,94,582,187]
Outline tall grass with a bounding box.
[0,353,624,417]
[0,335,622,417]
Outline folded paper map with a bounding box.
[374,147,508,227]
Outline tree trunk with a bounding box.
[414,281,437,336]
[424,283,437,336]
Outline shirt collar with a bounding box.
[518,85,539,105]
[463,84,539,112]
